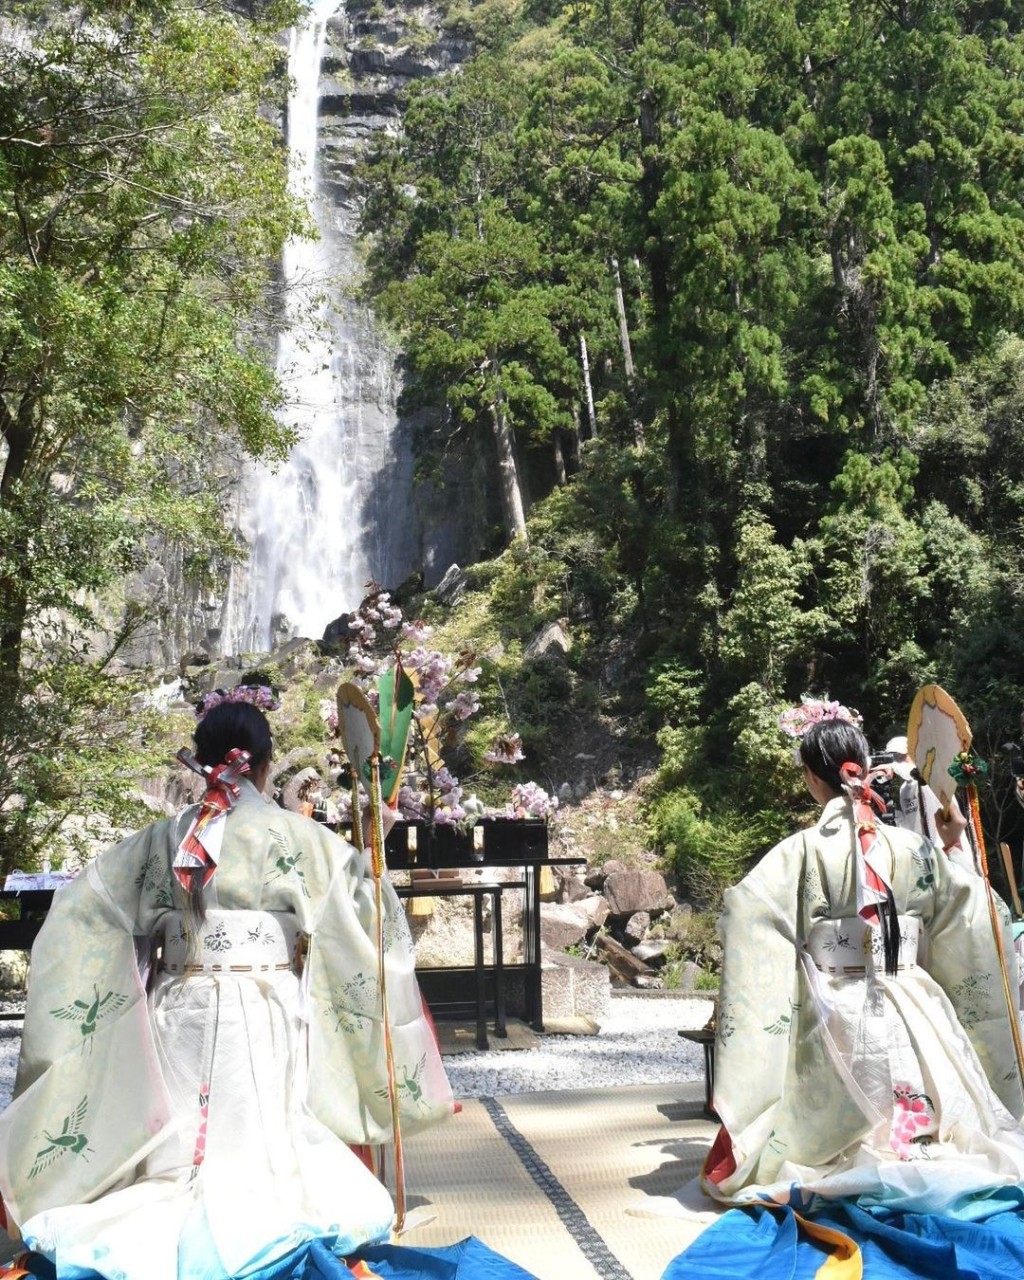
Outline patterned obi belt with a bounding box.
[805,914,920,975]
[158,908,302,975]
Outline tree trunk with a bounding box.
[611,257,645,448]
[486,365,528,543]
[610,256,635,381]
[579,332,597,439]
[638,89,688,492]
[553,431,567,486]
[0,393,37,704]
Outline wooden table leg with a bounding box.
[492,888,506,1038]
[473,891,487,1049]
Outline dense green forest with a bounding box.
[355,0,1024,895]
[3,0,1024,899]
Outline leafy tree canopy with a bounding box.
[0,0,304,869]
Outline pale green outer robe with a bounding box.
[709,796,1024,1209]
[0,783,453,1229]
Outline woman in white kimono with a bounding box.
[0,697,454,1279]
[704,718,1024,1214]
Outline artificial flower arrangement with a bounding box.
[777,695,863,741]
[197,683,282,720]
[332,587,558,828]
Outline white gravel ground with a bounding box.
[0,1000,22,1110]
[444,993,713,1098]
[0,991,715,1109]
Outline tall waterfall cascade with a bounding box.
[221,0,417,657]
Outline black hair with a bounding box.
[193,700,273,771]
[799,720,869,794]
[181,700,272,938]
[801,718,902,977]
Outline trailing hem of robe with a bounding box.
[8,1235,539,1280]
[658,1197,1024,1280]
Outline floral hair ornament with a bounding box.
[778,695,863,740]
[195,684,281,721]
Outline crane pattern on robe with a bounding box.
[29,1096,93,1179]
[49,986,129,1053]
[375,1054,428,1114]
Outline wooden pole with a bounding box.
[966,784,1024,1095]
[999,841,1024,919]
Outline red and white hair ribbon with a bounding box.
[839,761,891,927]
[174,748,251,891]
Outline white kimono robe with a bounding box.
[706,795,1024,1213]
[0,781,453,1278]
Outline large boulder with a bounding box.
[523,621,571,660]
[321,611,357,654]
[0,950,28,993]
[581,895,610,931]
[584,859,626,891]
[554,866,590,904]
[541,948,611,1022]
[269,636,322,678]
[632,940,670,967]
[540,902,593,952]
[281,767,322,813]
[434,564,468,606]
[269,747,322,793]
[602,869,673,917]
[621,911,651,945]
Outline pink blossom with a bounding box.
[196,685,281,720]
[446,690,480,721]
[402,620,434,644]
[506,781,559,820]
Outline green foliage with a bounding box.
[356,0,1024,887]
[719,516,818,690]
[651,786,779,908]
[0,1,302,867]
[10,0,1024,879]
[272,679,331,758]
[0,659,172,875]
[677,910,723,976]
[488,541,567,638]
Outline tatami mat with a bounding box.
[400,1081,720,1280]
[0,1082,719,1280]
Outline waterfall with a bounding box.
[222,0,416,656]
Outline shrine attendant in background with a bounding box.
[0,694,453,1280]
[704,717,1024,1214]
[884,733,1024,1019]
[883,734,976,873]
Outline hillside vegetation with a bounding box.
[4,0,1024,901]
[353,0,1024,898]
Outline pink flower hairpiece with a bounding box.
[778,695,863,740]
[196,684,281,720]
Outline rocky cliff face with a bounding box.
[123,0,489,671]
